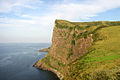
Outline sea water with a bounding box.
[0,43,59,80]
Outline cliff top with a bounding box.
[35,20,120,80]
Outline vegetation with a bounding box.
[64,25,120,80]
[71,40,75,45]
[67,48,73,60]
[69,27,73,31]
[35,20,120,80]
[41,55,66,71]
[56,22,68,28]
[72,33,76,38]
[76,25,85,30]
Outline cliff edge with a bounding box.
[34,20,120,80]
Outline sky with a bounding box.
[0,0,120,43]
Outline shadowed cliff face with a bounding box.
[34,20,94,79]
[34,20,120,80]
[49,20,93,64]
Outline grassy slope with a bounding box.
[64,25,120,80]
[36,20,120,80]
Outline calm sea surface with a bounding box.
[0,43,59,80]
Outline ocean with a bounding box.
[0,43,59,80]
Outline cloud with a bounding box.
[0,0,120,20]
[51,0,120,20]
[0,0,120,27]
[52,4,100,20]
[0,17,36,27]
[0,0,43,13]
[18,0,120,23]
[0,0,120,42]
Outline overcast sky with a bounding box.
[0,0,120,43]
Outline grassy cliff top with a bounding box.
[35,20,120,80]
[63,21,120,80]
[55,19,120,27]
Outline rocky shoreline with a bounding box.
[33,61,63,80]
[39,47,50,52]
[34,47,63,80]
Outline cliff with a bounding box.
[39,47,50,52]
[34,20,120,80]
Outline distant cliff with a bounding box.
[34,20,120,80]
[39,47,50,52]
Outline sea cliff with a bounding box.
[39,47,50,52]
[34,20,120,80]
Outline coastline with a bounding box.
[33,20,120,80]
[34,48,63,80]
[39,47,50,52]
[33,61,63,80]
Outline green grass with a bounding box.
[38,20,120,80]
[55,21,120,80]
[64,25,120,80]
[76,25,85,30]
[41,56,58,70]
[83,53,120,63]
[56,22,68,28]
[41,56,66,72]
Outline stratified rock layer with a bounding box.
[34,20,120,80]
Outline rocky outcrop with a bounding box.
[33,60,63,80]
[39,47,50,52]
[34,20,120,80]
[34,20,94,79]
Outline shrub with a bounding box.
[76,33,82,40]
[76,31,88,40]
[83,31,88,38]
[72,33,76,38]
[69,27,73,31]
[71,40,75,45]
[67,48,73,60]
[86,25,91,28]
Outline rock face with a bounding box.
[39,47,50,52]
[33,62,63,80]
[34,20,93,79]
[34,20,120,80]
